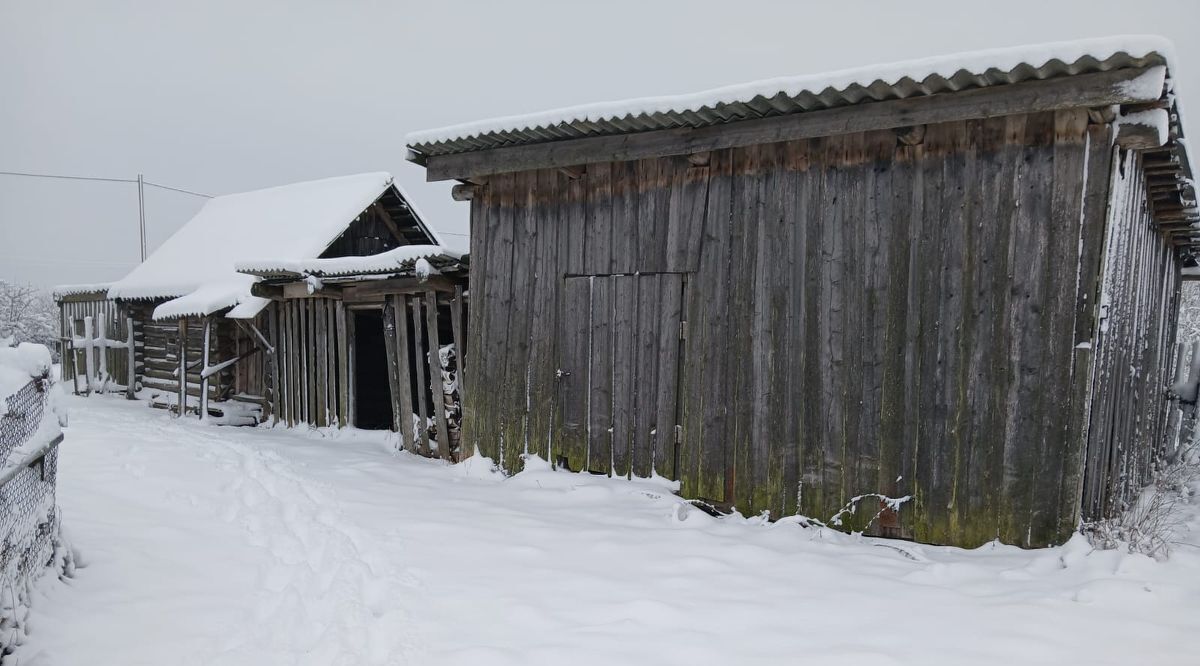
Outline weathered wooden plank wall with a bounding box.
[264,292,466,460]
[465,109,1134,547]
[58,297,135,392]
[1081,148,1182,523]
[266,298,349,428]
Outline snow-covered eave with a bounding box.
[51,282,113,300]
[236,245,466,279]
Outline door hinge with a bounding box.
[673,424,683,446]
[678,320,688,341]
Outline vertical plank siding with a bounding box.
[464,110,1182,548]
[259,293,468,461]
[1081,147,1182,523]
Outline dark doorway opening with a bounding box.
[353,309,394,430]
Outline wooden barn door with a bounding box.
[558,273,686,478]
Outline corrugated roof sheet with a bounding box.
[406,36,1173,157]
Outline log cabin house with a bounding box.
[405,36,1198,547]
[57,173,468,455]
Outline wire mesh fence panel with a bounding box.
[0,377,60,628]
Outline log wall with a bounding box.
[465,109,1145,547]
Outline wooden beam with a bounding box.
[250,283,286,299]
[373,202,408,244]
[341,275,458,301]
[451,183,475,201]
[422,67,1162,181]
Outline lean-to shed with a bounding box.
[61,172,467,443]
[406,36,1198,547]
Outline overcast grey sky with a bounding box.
[2,0,1198,288]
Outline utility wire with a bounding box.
[1,169,211,197]
[141,180,212,198]
[0,169,136,184]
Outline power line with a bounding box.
[0,169,136,184]
[142,179,212,198]
[0,169,211,197]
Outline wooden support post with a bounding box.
[425,291,451,460]
[411,298,430,456]
[82,316,95,396]
[199,317,211,421]
[450,284,466,407]
[393,295,415,452]
[266,307,277,422]
[126,316,136,399]
[96,317,109,393]
[345,308,356,427]
[176,318,188,417]
[335,302,349,427]
[314,299,328,428]
[67,335,80,396]
[382,299,404,444]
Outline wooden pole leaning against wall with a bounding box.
[449,285,469,461]
[126,316,137,400]
[410,298,430,457]
[96,317,109,393]
[391,294,416,453]
[425,291,451,461]
[82,316,95,396]
[199,316,211,421]
[176,318,188,417]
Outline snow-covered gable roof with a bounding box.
[405,35,1176,156]
[106,172,435,320]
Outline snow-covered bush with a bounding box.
[0,282,58,360]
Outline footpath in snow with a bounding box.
[13,395,1200,665]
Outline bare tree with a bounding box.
[0,280,58,351]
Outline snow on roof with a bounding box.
[53,282,113,298]
[237,245,464,278]
[106,172,398,320]
[51,283,113,299]
[406,35,1176,154]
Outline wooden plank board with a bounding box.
[558,276,592,470]
[654,274,684,480]
[314,299,328,428]
[587,275,614,473]
[382,299,404,442]
[526,169,560,463]
[411,297,431,456]
[631,273,661,479]
[393,295,415,452]
[610,275,637,478]
[426,291,452,460]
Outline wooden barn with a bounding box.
[405,37,1198,547]
[61,172,468,451]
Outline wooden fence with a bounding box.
[58,297,136,397]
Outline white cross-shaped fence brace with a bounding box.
[69,315,136,399]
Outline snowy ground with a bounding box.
[12,394,1200,665]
